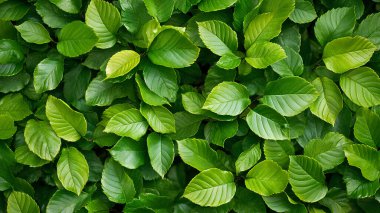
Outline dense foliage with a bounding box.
[0,0,380,212]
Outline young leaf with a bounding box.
[183,168,236,207]
[105,50,140,79]
[33,56,64,93]
[57,147,89,195]
[245,41,286,69]
[104,108,148,141]
[143,0,175,22]
[7,191,39,213]
[202,81,250,116]
[85,0,121,49]
[323,36,376,73]
[140,103,176,134]
[198,0,237,12]
[354,108,380,147]
[288,156,328,203]
[147,133,174,177]
[109,137,146,169]
[235,142,261,173]
[15,20,51,44]
[46,95,87,142]
[245,160,288,196]
[261,76,319,116]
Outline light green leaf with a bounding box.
[57,21,98,57]
[216,53,241,70]
[235,142,261,173]
[85,0,121,49]
[148,29,200,68]
[310,77,343,125]
[204,120,238,147]
[182,92,206,115]
[323,36,376,73]
[245,160,288,196]
[101,158,136,203]
[271,46,303,76]
[15,20,51,44]
[35,0,76,28]
[135,73,169,106]
[354,108,380,147]
[197,20,238,56]
[264,140,294,169]
[110,137,145,169]
[246,105,289,140]
[344,144,380,181]
[33,56,64,93]
[355,12,380,49]
[24,119,61,161]
[0,114,16,140]
[140,103,175,134]
[198,0,237,12]
[143,0,174,22]
[57,147,89,195]
[289,0,317,24]
[0,93,31,121]
[245,41,286,69]
[314,7,356,46]
[288,156,328,203]
[46,190,90,213]
[7,191,39,213]
[104,108,148,141]
[0,0,29,21]
[340,67,380,107]
[261,76,319,117]
[304,132,351,171]
[176,138,220,171]
[202,81,250,116]
[183,168,236,207]
[15,145,49,168]
[46,95,87,142]
[143,63,178,102]
[105,50,140,79]
[147,133,174,177]
[49,0,81,14]
[170,112,204,140]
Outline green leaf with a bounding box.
[340,67,380,107]
[246,105,289,140]
[310,77,343,125]
[319,188,352,213]
[182,92,206,115]
[245,160,288,196]
[85,0,121,49]
[245,41,286,69]
[35,0,76,28]
[197,20,238,56]
[355,12,380,49]
[143,0,174,22]
[15,20,51,44]
[176,138,220,171]
[24,119,61,161]
[105,108,148,141]
[198,0,237,12]
[216,53,241,70]
[204,120,238,147]
[314,7,356,46]
[202,81,250,116]
[7,191,39,213]
[143,63,178,102]
[323,36,376,73]
[261,76,319,117]
[63,65,91,102]
[0,0,29,21]
[354,108,380,147]
[140,103,176,134]
[235,142,261,173]
[0,71,30,93]
[204,66,236,94]
[46,190,90,213]
[289,0,317,24]
[0,114,16,140]
[344,144,380,181]
[288,156,328,203]
[120,0,151,34]
[0,93,32,121]
[271,46,304,76]
[244,13,280,49]
[264,140,294,169]
[0,63,23,77]
[170,112,203,140]
[147,133,174,177]
[33,56,64,93]
[105,50,140,79]
[109,137,146,169]
[135,73,169,106]
[46,96,87,141]
[57,21,98,57]
[343,168,380,199]
[148,29,200,68]
[183,168,236,207]
[101,158,136,203]
[304,132,351,171]
[15,145,49,167]
[263,192,307,213]
[49,0,81,14]
[0,39,24,64]
[57,147,89,195]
